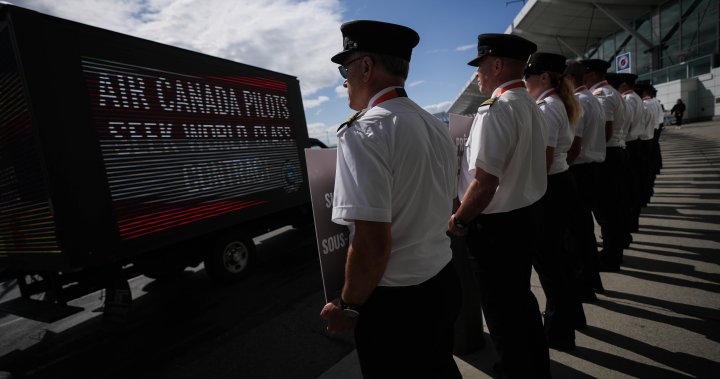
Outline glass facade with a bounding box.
[636,15,653,75]
[585,0,719,84]
[660,1,681,66]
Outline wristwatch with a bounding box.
[339,297,361,318]
[452,214,466,230]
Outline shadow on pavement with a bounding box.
[578,326,719,378]
[602,289,720,325]
[591,298,720,343]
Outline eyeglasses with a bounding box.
[338,56,364,79]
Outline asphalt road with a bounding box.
[0,227,354,379]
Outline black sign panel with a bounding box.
[0,26,61,255]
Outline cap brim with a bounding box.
[467,54,485,67]
[331,50,352,64]
[524,66,544,76]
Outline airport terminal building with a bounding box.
[449,0,720,122]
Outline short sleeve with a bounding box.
[573,97,586,137]
[468,106,512,178]
[332,122,392,225]
[596,92,615,122]
[540,103,563,148]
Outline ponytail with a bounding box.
[549,72,582,126]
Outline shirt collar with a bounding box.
[537,88,556,101]
[590,80,609,91]
[492,79,524,98]
[367,86,403,109]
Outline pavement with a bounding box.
[318,120,720,378]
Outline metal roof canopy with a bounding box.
[448,0,666,116]
[507,0,664,58]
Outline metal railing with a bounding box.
[637,54,714,84]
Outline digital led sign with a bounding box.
[82,58,304,240]
[0,28,61,255]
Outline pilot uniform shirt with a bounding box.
[332,86,456,287]
[572,86,607,164]
[624,91,645,142]
[591,80,628,148]
[641,97,658,140]
[458,79,548,214]
[536,89,572,175]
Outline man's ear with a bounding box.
[362,56,373,81]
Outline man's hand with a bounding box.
[447,214,467,237]
[320,299,358,333]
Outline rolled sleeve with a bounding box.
[471,109,510,178]
[332,122,393,225]
[597,93,615,122]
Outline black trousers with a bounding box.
[354,262,462,379]
[569,163,603,294]
[652,125,663,174]
[595,147,630,266]
[626,140,645,231]
[639,139,654,206]
[467,202,551,379]
[534,170,580,343]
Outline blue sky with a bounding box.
[12,0,524,145]
[316,1,524,145]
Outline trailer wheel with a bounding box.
[204,233,255,284]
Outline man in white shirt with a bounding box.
[564,60,606,303]
[638,82,659,206]
[647,84,665,186]
[613,73,645,234]
[448,33,550,379]
[320,20,461,378]
[582,60,631,272]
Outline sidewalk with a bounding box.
[319,120,720,378]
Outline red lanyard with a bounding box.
[540,89,557,101]
[495,81,525,97]
[574,86,587,94]
[370,88,408,108]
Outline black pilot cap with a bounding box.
[467,33,537,66]
[635,79,654,92]
[581,59,611,73]
[525,52,568,75]
[618,73,639,86]
[330,20,420,64]
[605,73,622,88]
[606,73,639,88]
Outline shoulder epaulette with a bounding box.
[536,99,546,106]
[480,97,497,108]
[593,89,603,96]
[337,110,362,132]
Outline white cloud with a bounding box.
[456,44,475,51]
[423,100,452,114]
[303,95,329,109]
[306,121,338,146]
[425,48,449,54]
[408,80,425,88]
[16,0,343,96]
[335,84,348,98]
[306,122,327,138]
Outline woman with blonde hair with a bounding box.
[524,52,584,351]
